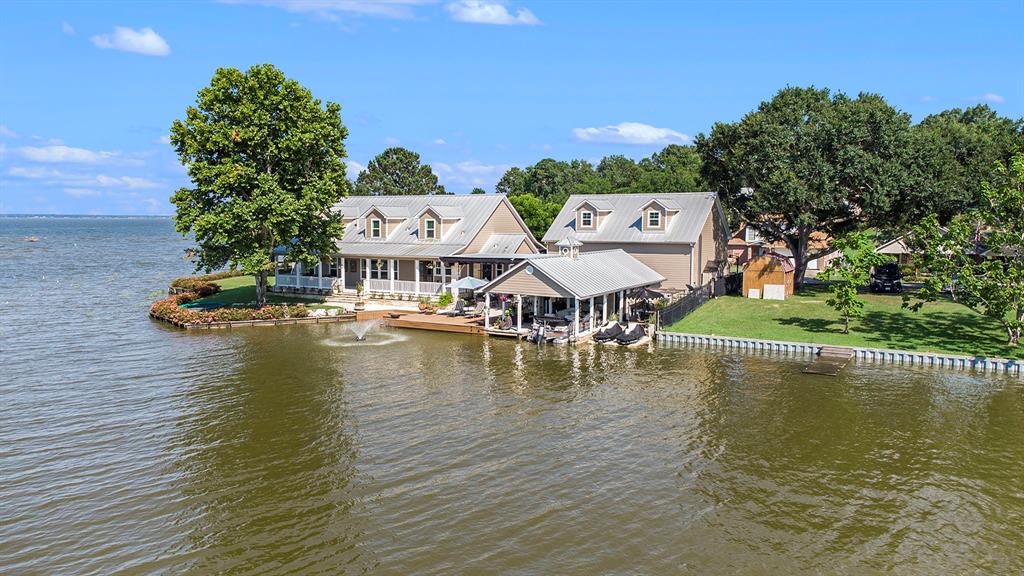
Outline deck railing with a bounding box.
[364,279,443,295]
[275,275,336,290]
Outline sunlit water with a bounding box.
[2,217,1022,575]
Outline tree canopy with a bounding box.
[169,63,349,307]
[354,147,446,196]
[907,152,1024,346]
[696,86,916,287]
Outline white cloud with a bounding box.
[8,166,159,189]
[973,93,1005,104]
[572,122,691,145]
[91,27,171,56]
[64,188,102,197]
[61,21,75,35]
[384,136,400,145]
[433,160,510,190]
[222,0,431,21]
[18,145,120,163]
[919,95,934,102]
[157,135,172,145]
[446,1,540,25]
[0,125,17,138]
[345,159,366,176]
[432,138,447,145]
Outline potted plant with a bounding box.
[418,296,431,312]
[355,282,366,311]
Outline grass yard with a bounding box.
[193,275,334,309]
[664,285,1022,360]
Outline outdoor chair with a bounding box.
[463,302,485,318]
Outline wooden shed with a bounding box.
[742,253,795,299]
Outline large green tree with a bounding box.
[508,192,563,240]
[819,232,891,334]
[902,105,1023,223]
[907,152,1024,346]
[696,86,915,288]
[170,64,349,307]
[354,147,445,195]
[635,144,706,193]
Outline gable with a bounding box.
[484,265,573,298]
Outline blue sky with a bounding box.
[1,0,1021,215]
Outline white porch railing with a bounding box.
[364,279,442,295]
[276,275,336,290]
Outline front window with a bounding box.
[424,218,436,239]
[370,218,382,238]
[370,259,391,280]
[647,210,661,228]
[580,210,593,228]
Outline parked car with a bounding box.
[870,262,903,293]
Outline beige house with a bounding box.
[273,194,542,297]
[541,193,731,292]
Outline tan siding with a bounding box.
[464,200,539,254]
[515,240,532,254]
[576,242,693,291]
[487,267,572,298]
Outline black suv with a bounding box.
[870,262,903,293]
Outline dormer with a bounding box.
[640,199,677,232]
[573,199,613,231]
[361,205,409,240]
[555,236,582,260]
[416,205,462,241]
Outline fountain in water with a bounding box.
[346,319,379,341]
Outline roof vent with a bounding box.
[555,236,582,260]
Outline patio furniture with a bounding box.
[463,302,485,318]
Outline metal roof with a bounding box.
[333,194,536,259]
[477,233,529,255]
[541,192,721,245]
[481,249,665,299]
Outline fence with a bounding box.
[655,273,741,329]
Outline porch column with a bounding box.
[340,257,346,291]
[602,294,608,324]
[589,297,595,332]
[574,297,580,339]
[389,259,395,293]
[516,295,522,332]
[449,263,459,296]
[317,259,323,290]
[533,297,538,317]
[274,260,279,287]
[414,259,420,294]
[484,293,491,328]
[364,258,370,287]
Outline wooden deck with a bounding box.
[804,345,855,375]
[383,312,491,335]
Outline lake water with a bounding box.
[2,216,1022,575]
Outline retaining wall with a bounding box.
[655,331,1022,377]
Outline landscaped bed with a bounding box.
[663,285,1023,360]
[151,273,345,328]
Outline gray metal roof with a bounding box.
[477,233,529,255]
[334,194,538,259]
[481,249,665,299]
[542,192,720,245]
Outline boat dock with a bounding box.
[803,346,856,375]
[383,311,490,335]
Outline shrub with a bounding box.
[150,295,313,326]
[437,292,454,307]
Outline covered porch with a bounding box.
[477,247,666,341]
[272,255,463,297]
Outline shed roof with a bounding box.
[481,249,664,299]
[542,192,721,245]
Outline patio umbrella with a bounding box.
[447,276,488,291]
[627,286,665,301]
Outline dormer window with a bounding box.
[580,210,593,228]
[424,218,436,240]
[370,218,382,239]
[647,210,661,229]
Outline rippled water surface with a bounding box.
[2,217,1023,575]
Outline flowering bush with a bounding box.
[150,293,311,326]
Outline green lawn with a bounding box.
[192,275,335,309]
[664,285,1022,359]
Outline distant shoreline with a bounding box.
[0,214,173,218]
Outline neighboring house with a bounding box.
[728,223,838,278]
[541,193,731,292]
[273,194,543,297]
[875,235,915,266]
